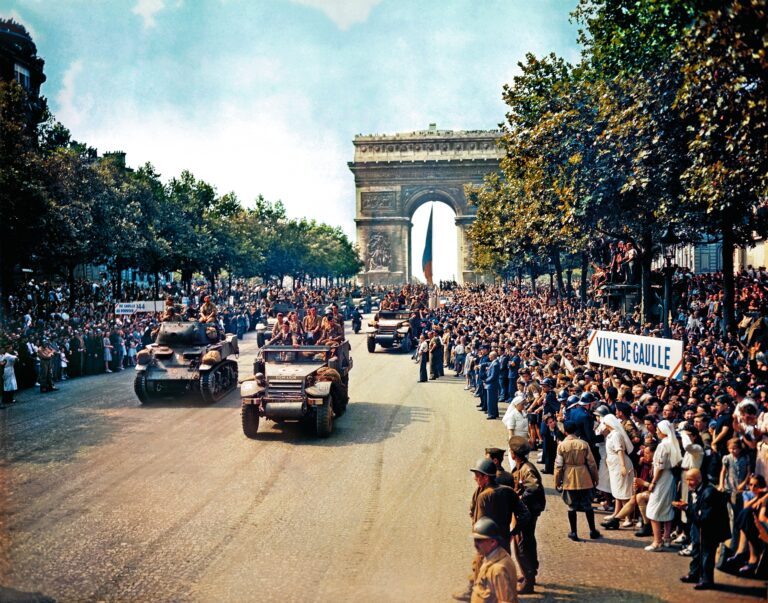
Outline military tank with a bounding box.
[134,321,239,404]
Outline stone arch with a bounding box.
[349,129,501,285]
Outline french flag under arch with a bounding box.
[422,205,434,286]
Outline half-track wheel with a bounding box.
[241,402,260,438]
[315,395,334,438]
[134,372,150,404]
[401,335,412,354]
[367,337,376,354]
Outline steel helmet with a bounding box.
[567,395,580,406]
[472,517,502,540]
[580,392,596,404]
[593,404,610,418]
[469,458,497,477]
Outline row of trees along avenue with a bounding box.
[0,21,362,313]
[467,0,766,334]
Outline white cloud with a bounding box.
[56,60,95,130]
[70,96,356,237]
[132,0,165,29]
[290,0,383,30]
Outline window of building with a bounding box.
[14,63,31,90]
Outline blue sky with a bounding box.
[3,0,581,281]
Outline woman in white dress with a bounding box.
[594,408,612,506]
[601,414,635,529]
[503,394,529,469]
[644,419,682,551]
[0,345,19,405]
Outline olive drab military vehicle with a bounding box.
[365,310,414,354]
[134,321,239,403]
[240,341,352,439]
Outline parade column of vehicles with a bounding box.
[133,300,355,440]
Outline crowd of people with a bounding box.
[393,268,768,600]
[0,275,378,405]
[4,265,768,599]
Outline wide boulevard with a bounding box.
[0,324,764,602]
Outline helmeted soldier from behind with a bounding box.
[485,448,514,487]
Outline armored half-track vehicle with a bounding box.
[134,321,239,404]
[255,301,298,347]
[240,341,352,438]
[365,310,414,354]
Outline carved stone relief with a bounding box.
[361,191,396,211]
[366,232,392,271]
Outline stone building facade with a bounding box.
[349,127,501,285]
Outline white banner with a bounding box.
[587,330,684,380]
[114,300,165,315]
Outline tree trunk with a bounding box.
[640,227,653,323]
[67,264,76,310]
[580,252,588,304]
[529,262,537,294]
[721,218,736,335]
[114,259,123,301]
[552,248,564,293]
[153,271,160,301]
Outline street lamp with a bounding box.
[547,260,555,290]
[660,226,679,338]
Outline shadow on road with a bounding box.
[0,584,57,602]
[249,401,433,447]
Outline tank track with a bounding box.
[200,360,239,404]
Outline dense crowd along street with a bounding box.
[2,269,768,601]
[2,0,767,601]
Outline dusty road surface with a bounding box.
[1,326,766,602]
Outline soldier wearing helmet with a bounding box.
[454,458,530,602]
[469,517,518,603]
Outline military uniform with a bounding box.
[199,300,218,323]
[511,459,545,587]
[471,546,518,603]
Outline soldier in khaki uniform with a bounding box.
[555,421,601,541]
[302,307,322,343]
[508,436,546,594]
[454,459,529,602]
[199,295,218,323]
[470,517,518,603]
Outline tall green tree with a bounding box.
[674,0,768,332]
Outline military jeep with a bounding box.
[240,341,352,438]
[365,310,414,354]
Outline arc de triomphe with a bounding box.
[349,127,501,285]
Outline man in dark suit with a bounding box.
[676,468,731,590]
[484,351,500,420]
